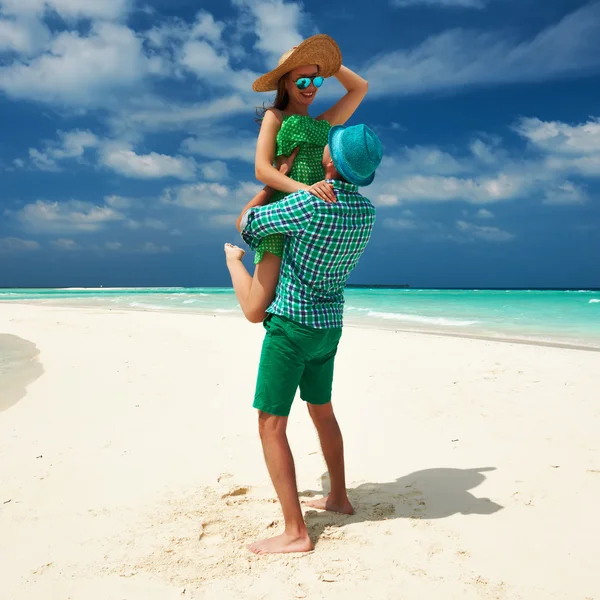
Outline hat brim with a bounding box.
[328,126,376,187]
[252,34,342,93]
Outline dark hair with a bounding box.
[255,77,289,123]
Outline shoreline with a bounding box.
[2,299,599,353]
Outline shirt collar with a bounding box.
[327,179,359,193]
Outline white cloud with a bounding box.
[0,0,132,21]
[15,199,126,233]
[470,139,502,165]
[546,154,600,178]
[145,11,225,50]
[364,3,600,97]
[476,208,495,219]
[125,218,168,231]
[374,172,529,205]
[383,218,419,230]
[53,130,99,159]
[371,113,600,213]
[161,179,260,214]
[0,23,150,106]
[208,213,240,228]
[233,181,264,206]
[102,241,170,254]
[232,0,305,63]
[0,16,50,55]
[180,39,229,76]
[116,96,250,133]
[27,129,99,170]
[0,236,40,253]
[515,117,600,179]
[383,146,467,176]
[29,148,60,171]
[162,182,229,210]
[392,0,485,7]
[47,0,131,20]
[105,195,138,210]
[544,182,588,206]
[516,117,600,155]
[376,194,402,207]
[50,238,78,250]
[141,8,258,90]
[456,220,514,242]
[382,214,513,242]
[200,160,229,181]
[182,128,257,163]
[191,11,225,43]
[100,143,197,180]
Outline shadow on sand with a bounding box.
[0,334,43,411]
[300,467,503,546]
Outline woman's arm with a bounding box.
[236,147,302,231]
[255,110,336,202]
[317,65,368,127]
[255,110,310,195]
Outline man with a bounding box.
[226,124,382,555]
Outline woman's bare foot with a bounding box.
[224,243,245,262]
[248,531,313,555]
[304,496,354,515]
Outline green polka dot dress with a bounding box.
[254,114,332,264]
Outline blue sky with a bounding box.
[1,0,599,288]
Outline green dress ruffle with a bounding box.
[254,114,331,264]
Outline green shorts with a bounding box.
[253,314,343,417]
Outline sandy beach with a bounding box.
[1,303,599,599]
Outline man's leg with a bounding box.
[305,402,354,514]
[248,412,313,554]
[249,316,312,554]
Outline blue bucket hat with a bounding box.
[328,124,383,187]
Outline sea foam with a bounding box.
[367,311,478,327]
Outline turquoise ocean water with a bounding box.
[1,287,600,349]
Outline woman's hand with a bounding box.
[307,180,336,203]
[316,65,368,127]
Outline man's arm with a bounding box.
[235,186,273,233]
[240,191,316,251]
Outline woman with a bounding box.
[225,34,368,323]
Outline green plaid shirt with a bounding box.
[241,180,376,328]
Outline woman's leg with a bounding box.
[225,245,281,323]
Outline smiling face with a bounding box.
[283,64,320,107]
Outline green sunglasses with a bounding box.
[295,76,324,90]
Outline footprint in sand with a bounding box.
[369,502,396,518]
[220,486,249,499]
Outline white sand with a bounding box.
[1,303,599,599]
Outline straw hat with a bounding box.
[252,34,342,93]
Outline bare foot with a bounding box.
[224,243,245,263]
[248,531,313,555]
[304,496,354,515]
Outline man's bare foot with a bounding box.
[224,243,245,262]
[248,531,313,555]
[304,496,354,515]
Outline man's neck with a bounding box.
[324,168,346,182]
